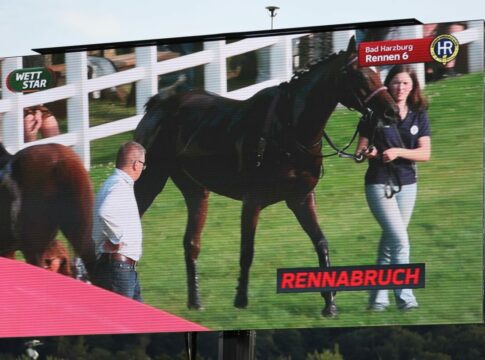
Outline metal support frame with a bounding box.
[218,330,256,360]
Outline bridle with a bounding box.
[322,58,404,198]
[322,57,388,161]
[340,57,389,114]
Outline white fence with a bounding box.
[0,22,482,169]
[0,34,304,169]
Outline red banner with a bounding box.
[358,38,434,67]
[277,264,425,292]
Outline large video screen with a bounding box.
[0,19,483,337]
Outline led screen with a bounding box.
[0,19,483,337]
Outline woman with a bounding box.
[356,64,431,311]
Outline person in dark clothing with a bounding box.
[356,64,431,311]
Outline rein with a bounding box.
[365,120,405,199]
[322,125,361,160]
[294,117,362,162]
[382,123,406,199]
[318,57,387,161]
[338,61,404,198]
[363,86,388,105]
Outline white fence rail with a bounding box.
[0,34,305,169]
[0,22,481,169]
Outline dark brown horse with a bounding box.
[0,143,96,275]
[134,37,399,316]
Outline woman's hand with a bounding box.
[364,146,379,159]
[382,148,401,163]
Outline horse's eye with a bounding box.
[44,259,53,266]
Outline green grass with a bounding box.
[86,74,483,330]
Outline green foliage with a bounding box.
[4,325,485,358]
[55,336,88,359]
[89,347,113,360]
[306,344,343,360]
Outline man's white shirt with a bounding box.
[92,168,143,261]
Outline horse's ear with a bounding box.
[346,35,357,55]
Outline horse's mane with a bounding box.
[0,143,13,168]
[287,51,345,88]
[0,143,10,157]
[137,93,180,150]
[145,92,165,113]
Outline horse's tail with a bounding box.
[135,93,178,151]
[53,145,96,275]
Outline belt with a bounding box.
[99,253,137,266]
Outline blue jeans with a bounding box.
[366,183,418,309]
[93,259,143,302]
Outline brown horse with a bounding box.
[134,37,399,317]
[0,143,96,275]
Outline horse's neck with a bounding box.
[290,66,339,146]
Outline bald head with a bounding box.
[116,141,146,181]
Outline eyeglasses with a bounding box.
[134,160,147,170]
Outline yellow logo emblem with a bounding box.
[430,34,460,65]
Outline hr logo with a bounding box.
[430,34,460,65]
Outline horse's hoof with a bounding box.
[321,303,338,318]
[234,293,248,309]
[187,299,204,310]
[188,303,204,311]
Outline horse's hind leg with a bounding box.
[286,191,338,317]
[19,215,57,268]
[234,196,261,308]
[173,174,209,310]
[58,194,96,276]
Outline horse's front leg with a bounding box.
[234,197,261,308]
[286,191,338,317]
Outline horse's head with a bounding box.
[336,36,399,127]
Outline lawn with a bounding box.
[87,73,483,331]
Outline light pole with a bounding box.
[265,6,279,30]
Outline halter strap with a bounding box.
[346,56,358,67]
[363,86,387,105]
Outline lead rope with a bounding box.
[383,122,406,199]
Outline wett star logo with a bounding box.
[6,67,55,93]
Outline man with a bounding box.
[92,141,146,301]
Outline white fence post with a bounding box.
[204,40,227,95]
[270,36,293,82]
[1,57,24,153]
[465,20,483,73]
[398,25,426,88]
[66,52,90,169]
[136,46,158,115]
